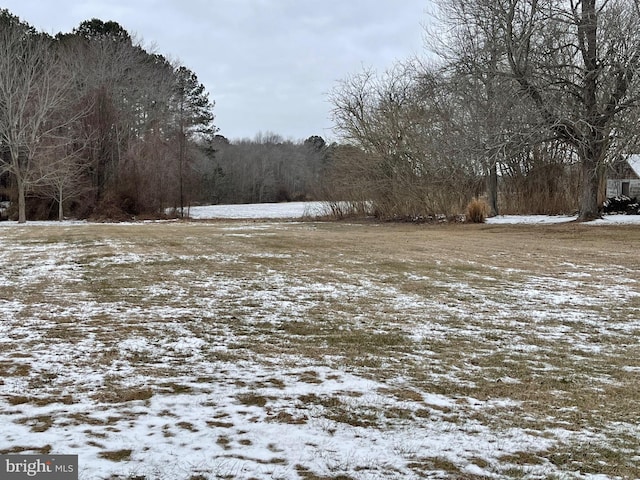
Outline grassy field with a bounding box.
[0,220,638,479]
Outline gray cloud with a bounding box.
[2,0,430,140]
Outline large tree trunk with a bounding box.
[577,156,601,222]
[576,1,601,222]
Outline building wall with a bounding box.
[606,179,640,198]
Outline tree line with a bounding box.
[328,0,640,221]
[6,2,639,223]
[198,133,330,205]
[0,10,329,222]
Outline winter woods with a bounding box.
[0,9,332,222]
[4,1,640,223]
[0,11,216,221]
[329,0,640,221]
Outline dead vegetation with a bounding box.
[0,220,638,479]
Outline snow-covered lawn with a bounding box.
[0,219,638,479]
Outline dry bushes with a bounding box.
[323,146,478,222]
[500,149,581,215]
[466,198,490,223]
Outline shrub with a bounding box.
[466,199,490,223]
[603,196,640,215]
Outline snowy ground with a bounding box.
[486,214,640,225]
[0,210,639,479]
[187,202,327,220]
[3,200,640,224]
[186,201,640,225]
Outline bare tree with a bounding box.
[330,62,479,219]
[32,117,92,220]
[496,0,640,220]
[0,14,79,222]
[431,0,514,215]
[427,0,640,219]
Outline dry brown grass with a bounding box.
[465,198,490,223]
[99,449,133,461]
[0,220,639,479]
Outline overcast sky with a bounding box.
[2,1,431,141]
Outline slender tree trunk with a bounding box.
[15,175,26,224]
[486,40,499,217]
[487,163,499,216]
[58,188,64,221]
[179,130,185,218]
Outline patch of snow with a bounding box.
[463,463,493,477]
[486,215,576,224]
[588,214,640,225]
[187,201,326,219]
[487,213,640,225]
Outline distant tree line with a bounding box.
[328,0,640,221]
[196,133,330,205]
[0,10,329,222]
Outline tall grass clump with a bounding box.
[466,199,489,223]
